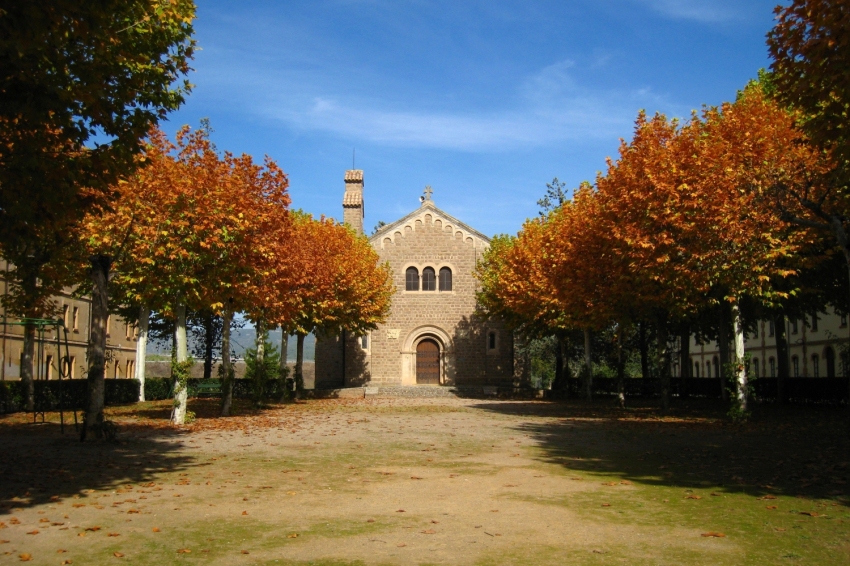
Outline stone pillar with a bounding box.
[343,169,364,234]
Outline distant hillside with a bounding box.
[147,328,315,361]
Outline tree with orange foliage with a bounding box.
[83,124,290,427]
[263,213,393,396]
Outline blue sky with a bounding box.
[165,0,781,237]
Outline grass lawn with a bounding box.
[0,396,848,565]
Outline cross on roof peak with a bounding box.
[423,185,433,201]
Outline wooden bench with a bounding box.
[195,380,222,398]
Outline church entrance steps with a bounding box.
[304,385,544,400]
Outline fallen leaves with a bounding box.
[26,530,39,535]
[799,511,822,517]
[19,554,32,562]
[766,505,778,510]
[701,532,726,538]
[287,533,298,538]
[85,526,102,532]
[113,552,124,558]
[108,533,121,537]
[421,529,436,534]
[152,527,161,533]
[176,548,191,554]
[685,495,702,500]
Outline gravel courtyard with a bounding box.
[1,397,848,565]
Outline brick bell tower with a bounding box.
[342,169,364,234]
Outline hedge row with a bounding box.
[0,377,291,414]
[552,376,849,404]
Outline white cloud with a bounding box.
[636,0,741,23]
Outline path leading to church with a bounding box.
[1,397,848,565]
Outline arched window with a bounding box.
[841,352,849,377]
[706,361,711,379]
[811,354,819,378]
[825,347,836,378]
[405,267,419,291]
[422,267,436,291]
[439,267,452,291]
[753,358,760,379]
[694,362,699,378]
[488,331,496,350]
[712,356,719,379]
[791,355,799,378]
[769,357,776,378]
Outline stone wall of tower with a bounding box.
[342,169,364,234]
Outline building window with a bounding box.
[72,307,79,331]
[825,347,836,378]
[127,360,134,378]
[114,360,120,379]
[422,267,436,291]
[841,314,848,328]
[693,362,699,378]
[811,354,819,378]
[360,334,368,349]
[125,322,132,340]
[753,358,760,379]
[713,356,719,379]
[405,267,419,291]
[841,352,849,378]
[488,331,497,350]
[810,313,818,332]
[62,305,70,329]
[106,315,112,337]
[45,355,53,380]
[790,319,798,334]
[792,355,799,378]
[753,324,759,339]
[706,361,712,379]
[768,320,775,337]
[769,357,776,378]
[439,267,452,291]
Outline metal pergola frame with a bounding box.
[2,317,75,433]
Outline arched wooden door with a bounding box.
[416,339,440,384]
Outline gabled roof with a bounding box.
[370,200,490,246]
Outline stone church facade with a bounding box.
[315,170,515,388]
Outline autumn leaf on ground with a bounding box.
[152,527,161,533]
[108,533,120,537]
[701,532,726,538]
[421,529,436,534]
[766,505,778,510]
[800,511,821,517]
[113,552,124,558]
[176,549,191,554]
[241,550,249,554]
[57,549,67,553]
[26,530,39,535]
[396,543,406,547]
[19,554,32,562]
[685,495,702,500]
[758,495,777,500]
[85,526,101,532]
[241,511,247,515]
[61,561,72,565]
[38,518,49,523]
[287,533,298,538]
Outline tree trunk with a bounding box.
[732,300,747,414]
[135,305,150,402]
[171,304,188,425]
[679,323,691,399]
[639,321,650,379]
[718,302,731,402]
[279,331,291,401]
[553,336,564,391]
[295,332,305,397]
[616,325,626,409]
[203,311,214,380]
[21,320,35,412]
[583,328,592,400]
[81,255,110,441]
[775,312,789,404]
[220,304,234,416]
[253,318,266,405]
[656,312,671,411]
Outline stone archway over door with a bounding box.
[416,339,440,384]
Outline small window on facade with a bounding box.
[790,319,798,334]
[422,267,436,291]
[810,313,818,332]
[713,356,719,379]
[114,360,120,379]
[126,360,133,378]
[405,267,420,291]
[439,267,452,291]
[769,357,776,378]
[45,355,53,380]
[106,315,112,336]
[792,355,799,378]
[361,334,368,349]
[69,356,76,379]
[768,320,775,337]
[72,306,79,331]
[62,305,70,329]
[811,354,819,378]
[753,324,758,339]
[488,332,496,350]
[706,361,711,378]
[694,362,699,378]
[753,358,760,378]
[841,314,848,328]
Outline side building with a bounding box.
[0,259,138,383]
[685,308,850,380]
[315,170,517,388]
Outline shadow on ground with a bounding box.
[468,399,850,504]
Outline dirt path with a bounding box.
[1,398,848,565]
